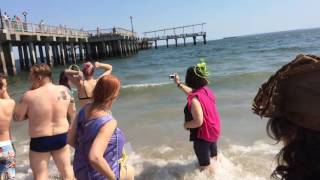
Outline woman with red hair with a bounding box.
[65,61,112,107]
[68,75,134,180]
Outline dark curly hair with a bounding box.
[185,66,208,90]
[267,117,320,180]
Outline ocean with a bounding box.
[8,28,320,179]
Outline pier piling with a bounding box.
[45,43,53,67]
[0,44,8,74]
[23,45,30,70]
[29,42,36,65]
[18,46,25,70]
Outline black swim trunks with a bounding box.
[193,139,218,166]
[184,104,218,166]
[30,132,67,152]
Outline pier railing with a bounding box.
[0,20,89,37]
[142,32,206,41]
[143,23,206,40]
[87,27,137,37]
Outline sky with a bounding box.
[1,0,320,40]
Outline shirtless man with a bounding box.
[0,74,15,179]
[65,61,112,107]
[15,64,74,180]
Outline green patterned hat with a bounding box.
[194,58,209,78]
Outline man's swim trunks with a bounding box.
[30,132,67,152]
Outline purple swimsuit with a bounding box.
[73,107,125,180]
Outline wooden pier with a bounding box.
[0,20,206,76]
[142,23,207,49]
[87,27,141,59]
[0,21,145,75]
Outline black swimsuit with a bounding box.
[30,132,67,152]
[184,104,217,166]
[78,81,91,100]
[184,104,198,141]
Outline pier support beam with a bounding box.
[64,44,69,64]
[0,44,8,75]
[203,35,207,44]
[54,45,61,65]
[79,43,84,61]
[28,42,37,65]
[3,43,16,75]
[129,41,133,55]
[38,45,45,63]
[59,43,66,65]
[117,40,123,57]
[135,42,138,53]
[154,40,158,49]
[85,43,92,60]
[52,45,59,65]
[92,44,98,59]
[70,43,76,64]
[101,42,107,58]
[106,43,110,57]
[175,38,178,47]
[18,46,25,70]
[166,39,169,48]
[132,42,135,54]
[45,43,53,67]
[193,36,196,45]
[96,44,101,59]
[183,38,186,46]
[109,42,114,57]
[123,41,128,57]
[23,45,30,70]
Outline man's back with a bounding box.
[25,83,70,138]
[0,99,14,141]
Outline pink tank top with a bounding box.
[187,86,221,142]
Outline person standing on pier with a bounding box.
[65,61,113,107]
[0,74,16,179]
[14,64,75,180]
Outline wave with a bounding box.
[248,46,306,54]
[122,82,171,89]
[118,71,272,97]
[213,71,271,85]
[14,141,279,180]
[131,141,278,180]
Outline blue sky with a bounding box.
[1,0,320,40]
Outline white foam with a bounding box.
[129,142,278,180]
[14,141,278,180]
[122,82,170,89]
[229,141,280,155]
[158,145,174,154]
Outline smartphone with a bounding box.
[169,75,175,80]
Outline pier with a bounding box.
[0,21,89,75]
[0,21,144,75]
[142,23,207,49]
[0,19,206,76]
[87,27,141,59]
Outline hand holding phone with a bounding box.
[169,75,175,80]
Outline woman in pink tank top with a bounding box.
[174,60,221,173]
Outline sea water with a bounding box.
[8,28,320,179]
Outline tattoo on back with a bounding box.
[58,91,68,101]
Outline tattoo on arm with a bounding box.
[58,91,68,100]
